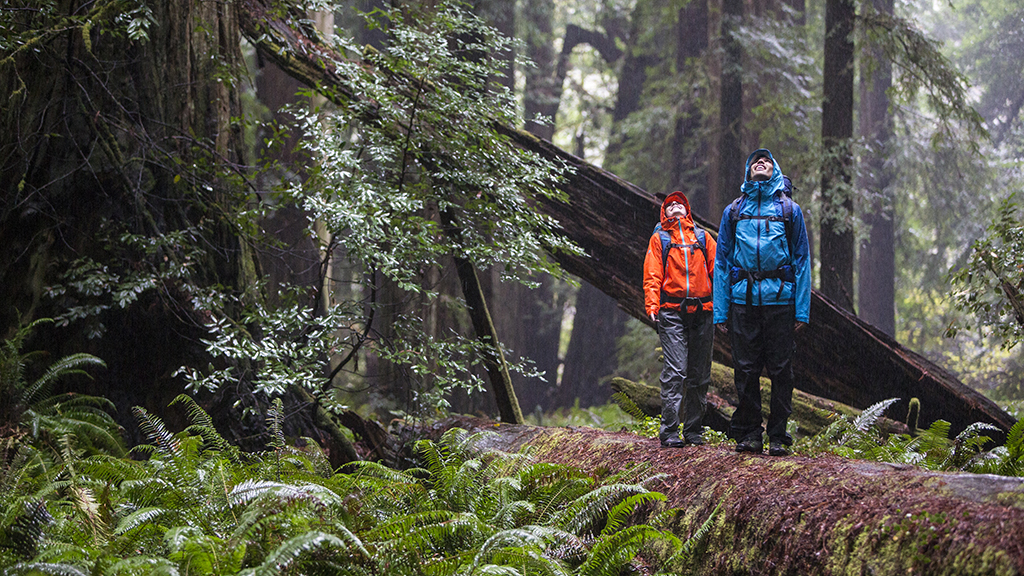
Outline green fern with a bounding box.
[245,530,350,576]
[579,524,679,576]
[610,392,660,437]
[1,319,123,460]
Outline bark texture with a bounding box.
[819,0,857,310]
[425,416,1024,576]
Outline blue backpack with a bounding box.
[728,175,795,258]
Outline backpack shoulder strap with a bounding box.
[655,222,708,271]
[728,196,744,221]
[780,195,795,258]
[695,228,708,266]
[653,222,671,271]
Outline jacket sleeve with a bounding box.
[643,233,664,317]
[713,206,733,324]
[791,203,811,323]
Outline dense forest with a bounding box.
[2,0,1024,573]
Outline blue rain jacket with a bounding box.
[713,149,811,323]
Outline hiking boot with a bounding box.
[769,442,790,457]
[735,438,763,454]
[684,435,705,446]
[660,437,686,449]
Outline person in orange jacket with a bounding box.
[643,191,717,448]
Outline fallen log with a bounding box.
[609,362,909,439]
[237,0,1014,441]
[498,127,1015,442]
[429,416,1024,576]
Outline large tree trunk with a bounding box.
[558,281,624,408]
[0,1,255,438]
[427,416,1024,575]
[857,0,896,336]
[0,0,364,463]
[819,0,857,311]
[711,0,745,219]
[671,0,710,216]
[237,0,1015,441]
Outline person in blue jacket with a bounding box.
[713,149,811,456]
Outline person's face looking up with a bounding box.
[750,156,773,181]
[665,201,687,219]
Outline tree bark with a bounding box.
[671,0,710,216]
[714,0,745,219]
[235,0,1015,441]
[857,0,896,336]
[425,416,1024,575]
[819,0,857,311]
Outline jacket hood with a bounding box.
[742,148,785,199]
[660,191,694,225]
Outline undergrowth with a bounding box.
[0,396,719,575]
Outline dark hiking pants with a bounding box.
[727,303,795,445]
[657,308,713,442]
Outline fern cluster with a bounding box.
[0,400,716,575]
[798,398,1024,475]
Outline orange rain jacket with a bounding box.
[643,191,717,316]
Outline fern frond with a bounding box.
[550,483,649,535]
[250,531,349,576]
[579,524,676,576]
[484,545,572,576]
[1005,418,1024,461]
[665,501,722,568]
[22,354,106,406]
[2,562,89,576]
[601,492,666,536]
[370,511,490,558]
[170,394,238,459]
[105,554,180,575]
[113,506,170,536]
[363,509,459,541]
[131,406,180,457]
[266,398,286,452]
[851,398,901,433]
[611,391,643,420]
[229,479,343,509]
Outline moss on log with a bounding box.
[429,416,1024,575]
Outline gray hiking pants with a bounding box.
[657,308,714,442]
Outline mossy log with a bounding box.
[429,416,1024,576]
[610,362,908,439]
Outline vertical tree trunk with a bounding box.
[715,0,745,218]
[0,0,285,448]
[671,0,711,216]
[856,0,895,336]
[558,281,626,407]
[558,135,628,409]
[819,0,856,311]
